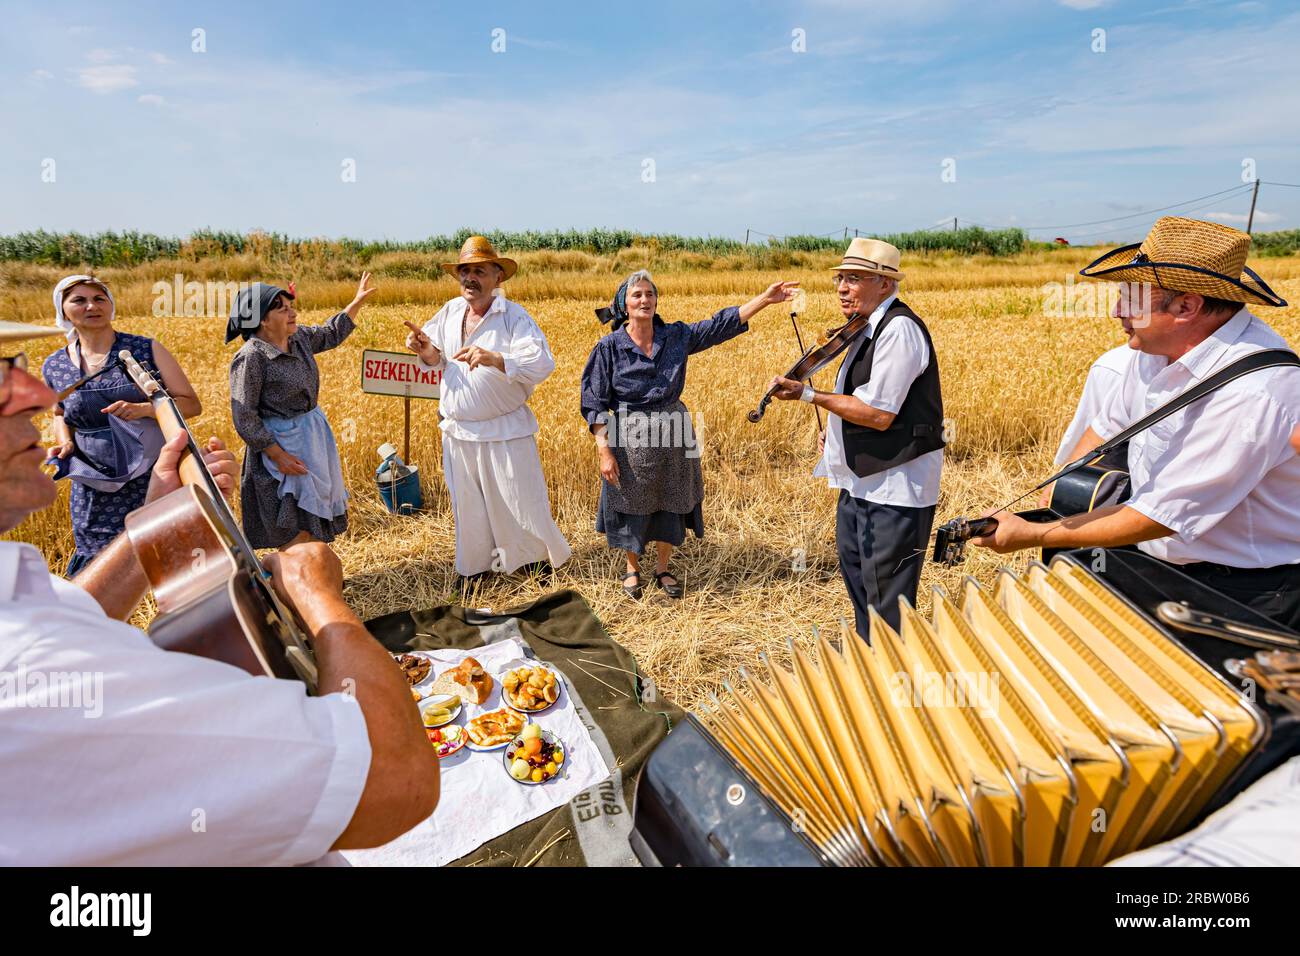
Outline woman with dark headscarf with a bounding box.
[580,270,797,599]
[227,273,375,549]
[42,274,202,575]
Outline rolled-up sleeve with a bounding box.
[1124,390,1296,542]
[687,305,747,354]
[501,312,556,387]
[296,310,356,355]
[229,349,276,452]
[853,315,929,414]
[581,341,614,430]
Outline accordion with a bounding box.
[631,551,1300,867]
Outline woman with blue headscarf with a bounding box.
[580,270,797,600]
[227,273,375,549]
[42,275,202,575]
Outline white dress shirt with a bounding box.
[420,292,556,442]
[815,293,944,507]
[1054,345,1140,466]
[0,542,371,865]
[1089,308,1300,567]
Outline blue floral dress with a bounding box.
[41,333,161,576]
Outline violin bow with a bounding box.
[787,307,824,431]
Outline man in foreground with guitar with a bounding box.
[767,238,945,635]
[0,321,439,864]
[970,217,1300,629]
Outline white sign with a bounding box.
[361,349,440,399]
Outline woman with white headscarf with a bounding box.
[41,275,201,575]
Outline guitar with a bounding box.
[118,350,320,692]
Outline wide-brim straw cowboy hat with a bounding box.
[441,236,518,281]
[0,320,63,344]
[830,237,905,281]
[1079,216,1286,308]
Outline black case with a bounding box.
[630,714,829,867]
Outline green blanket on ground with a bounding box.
[365,588,683,866]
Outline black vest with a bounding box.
[839,298,945,478]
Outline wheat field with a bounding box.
[6,247,1299,712]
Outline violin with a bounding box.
[118,350,320,692]
[747,311,865,423]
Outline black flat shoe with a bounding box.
[655,571,684,599]
[621,571,643,600]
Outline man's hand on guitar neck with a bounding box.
[145,432,238,504]
[263,542,441,849]
[76,434,239,620]
[970,503,1173,554]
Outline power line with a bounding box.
[1017,184,1253,232]
[1262,180,1300,188]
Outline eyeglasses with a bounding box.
[0,354,28,387]
[832,273,873,287]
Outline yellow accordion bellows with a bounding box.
[700,559,1264,867]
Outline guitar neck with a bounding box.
[120,350,264,571]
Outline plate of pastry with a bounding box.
[499,662,564,713]
[464,707,530,751]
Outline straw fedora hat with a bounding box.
[1079,216,1286,308]
[0,320,63,343]
[441,236,518,281]
[830,237,905,281]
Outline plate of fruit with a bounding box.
[503,724,565,785]
[427,723,467,759]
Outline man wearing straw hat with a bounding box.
[973,216,1300,629]
[404,236,571,581]
[768,237,946,637]
[0,319,439,863]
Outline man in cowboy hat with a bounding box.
[768,237,945,637]
[0,319,440,863]
[973,216,1300,629]
[404,236,570,579]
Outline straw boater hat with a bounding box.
[1079,216,1286,308]
[831,237,905,281]
[0,321,63,344]
[441,236,518,281]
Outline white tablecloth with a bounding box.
[343,638,611,866]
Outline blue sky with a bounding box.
[2,0,1298,243]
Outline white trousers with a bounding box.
[441,433,572,576]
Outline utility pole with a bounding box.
[744,229,749,246]
[952,217,958,232]
[1246,180,1261,235]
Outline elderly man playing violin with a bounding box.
[768,238,945,638]
[404,236,570,582]
[0,320,438,864]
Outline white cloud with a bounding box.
[1207,209,1280,224]
[86,48,118,63]
[137,93,165,106]
[77,64,139,94]
[1058,0,1110,8]
[30,69,53,81]
[149,52,175,66]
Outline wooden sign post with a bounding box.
[360,349,441,461]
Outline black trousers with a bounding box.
[1162,559,1300,633]
[835,490,936,640]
